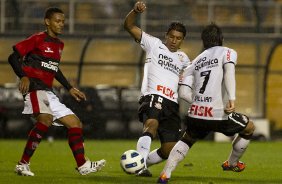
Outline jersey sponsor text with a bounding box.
[195,57,219,71]
[41,61,59,72]
[189,104,213,117]
[158,54,181,75]
[157,85,175,99]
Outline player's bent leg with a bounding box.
[59,115,106,174]
[136,119,158,177]
[15,114,53,176]
[158,140,190,180]
[136,132,154,177]
[222,120,255,172]
[157,132,196,181]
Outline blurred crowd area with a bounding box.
[2,0,282,36]
[0,0,282,139]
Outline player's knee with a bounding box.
[245,121,255,134]
[143,119,158,138]
[240,121,255,139]
[144,119,158,129]
[181,133,195,148]
[68,119,82,128]
[142,132,154,140]
[157,148,169,159]
[36,114,53,126]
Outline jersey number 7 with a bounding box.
[199,70,211,94]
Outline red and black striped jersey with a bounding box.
[14,31,64,90]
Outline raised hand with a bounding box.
[134,1,146,13]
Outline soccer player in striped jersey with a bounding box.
[124,1,191,177]
[8,7,105,176]
[157,23,255,183]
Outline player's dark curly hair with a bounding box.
[167,22,187,38]
[44,7,64,19]
[201,23,223,49]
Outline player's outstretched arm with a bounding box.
[124,1,146,42]
[55,69,86,101]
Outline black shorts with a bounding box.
[138,94,181,143]
[185,112,249,140]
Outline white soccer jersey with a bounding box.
[140,31,190,103]
[182,46,237,120]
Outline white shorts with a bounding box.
[23,90,75,122]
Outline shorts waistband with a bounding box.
[143,94,178,108]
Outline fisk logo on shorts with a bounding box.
[189,104,213,117]
[157,85,175,99]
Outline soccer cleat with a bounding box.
[15,162,35,176]
[77,159,106,175]
[222,160,245,172]
[136,167,152,177]
[157,173,169,184]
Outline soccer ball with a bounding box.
[120,150,145,174]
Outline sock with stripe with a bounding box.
[68,127,86,167]
[20,122,49,163]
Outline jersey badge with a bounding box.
[178,53,184,62]
[45,47,54,53]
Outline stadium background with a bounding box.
[0,0,281,140]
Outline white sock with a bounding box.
[161,140,189,178]
[137,135,152,168]
[228,135,250,166]
[147,149,164,167]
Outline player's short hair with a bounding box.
[166,22,187,38]
[44,7,64,19]
[201,23,223,49]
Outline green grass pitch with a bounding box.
[1,139,282,184]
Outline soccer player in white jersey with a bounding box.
[157,23,256,183]
[124,1,190,177]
